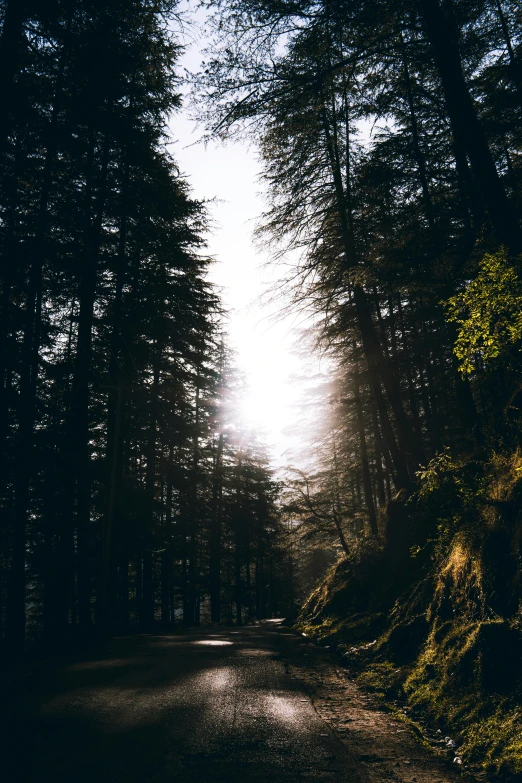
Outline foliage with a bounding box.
[446,249,522,376]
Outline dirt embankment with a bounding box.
[294,453,522,781]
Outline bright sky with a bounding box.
[169,5,317,466]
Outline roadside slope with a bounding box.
[295,453,522,780]
[278,624,462,783]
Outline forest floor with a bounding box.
[2,621,474,783]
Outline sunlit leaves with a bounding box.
[445,249,522,375]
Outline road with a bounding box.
[4,622,459,783]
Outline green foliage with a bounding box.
[416,448,459,498]
[446,249,522,376]
[413,449,480,560]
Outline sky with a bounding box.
[169,6,320,466]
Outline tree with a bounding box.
[193,0,521,566]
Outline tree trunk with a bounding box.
[395,298,423,446]
[493,0,522,111]
[235,453,243,626]
[353,369,379,537]
[187,368,201,626]
[0,0,27,157]
[418,0,521,251]
[5,41,68,655]
[161,448,174,626]
[142,344,160,631]
[98,384,123,630]
[97,157,129,631]
[235,538,242,626]
[135,556,142,628]
[400,30,436,229]
[210,431,224,623]
[353,285,425,470]
[321,96,425,473]
[369,392,387,507]
[66,129,110,632]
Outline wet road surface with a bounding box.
[6,622,368,783]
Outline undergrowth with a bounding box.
[295,450,522,780]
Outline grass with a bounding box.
[295,450,522,779]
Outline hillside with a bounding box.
[297,451,522,779]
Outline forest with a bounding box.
[0,0,288,660]
[3,0,522,779]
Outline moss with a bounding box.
[357,661,404,698]
[295,450,522,778]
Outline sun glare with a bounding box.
[233,356,300,461]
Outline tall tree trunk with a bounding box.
[353,367,378,537]
[0,135,23,470]
[97,158,128,631]
[493,0,522,110]
[5,42,68,655]
[235,537,242,626]
[0,0,27,158]
[331,439,352,551]
[321,94,425,473]
[161,476,173,626]
[369,392,387,507]
[182,500,190,625]
[418,0,521,251]
[370,374,411,488]
[235,453,243,626]
[399,30,436,229]
[98,384,123,630]
[142,343,160,631]
[66,127,111,632]
[119,541,129,630]
[353,285,425,470]
[135,556,142,628]
[5,260,42,656]
[210,431,224,623]
[187,368,201,626]
[395,298,423,446]
[255,557,262,618]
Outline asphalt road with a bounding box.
[5,622,368,783]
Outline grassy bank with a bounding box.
[296,451,522,779]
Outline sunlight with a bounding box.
[195,667,235,691]
[236,383,285,433]
[191,640,233,647]
[230,333,308,464]
[176,36,317,467]
[265,694,299,726]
